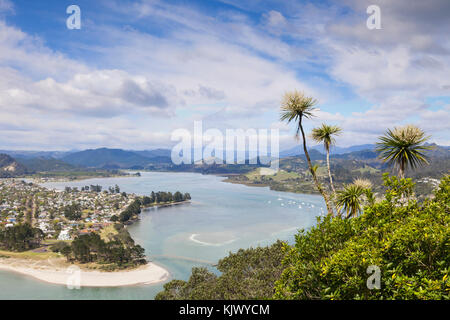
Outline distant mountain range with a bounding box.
[281,143,450,159]
[0,143,448,174]
[279,144,376,158]
[0,148,172,171]
[0,150,74,159]
[61,148,150,169]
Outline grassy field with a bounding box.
[224,168,319,194]
[0,238,73,261]
[352,165,379,174]
[244,168,303,181]
[0,248,59,260]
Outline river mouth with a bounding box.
[0,171,324,299]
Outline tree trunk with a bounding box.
[299,118,334,216]
[398,162,406,204]
[399,166,405,179]
[399,159,405,179]
[326,148,336,196]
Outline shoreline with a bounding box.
[124,200,192,226]
[30,168,321,196]
[0,258,170,287]
[142,199,191,210]
[222,177,320,195]
[25,173,135,183]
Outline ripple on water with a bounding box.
[189,232,237,246]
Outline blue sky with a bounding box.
[0,0,449,150]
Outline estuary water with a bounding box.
[0,172,324,299]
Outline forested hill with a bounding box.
[17,157,76,172]
[61,148,172,168]
[0,154,28,178]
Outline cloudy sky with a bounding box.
[0,0,449,151]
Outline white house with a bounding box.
[58,229,71,241]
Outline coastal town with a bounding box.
[0,179,137,241]
[0,178,190,285]
[0,179,146,241]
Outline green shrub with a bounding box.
[156,241,286,300]
[50,241,70,253]
[274,175,449,299]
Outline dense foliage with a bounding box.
[63,203,82,221]
[117,191,191,223]
[55,224,146,268]
[143,191,191,205]
[274,175,449,299]
[118,198,142,223]
[0,224,44,251]
[155,241,286,300]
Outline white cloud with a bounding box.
[85,22,318,117]
[0,0,449,150]
[0,68,181,118]
[265,11,287,27]
[302,0,450,146]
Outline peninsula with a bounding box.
[0,179,191,287]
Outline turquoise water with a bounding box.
[0,172,324,299]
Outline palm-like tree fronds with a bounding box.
[311,164,319,174]
[352,178,373,190]
[376,125,433,178]
[311,124,342,152]
[335,184,365,218]
[279,91,334,216]
[311,123,342,196]
[280,91,318,138]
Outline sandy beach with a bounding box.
[0,258,170,287]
